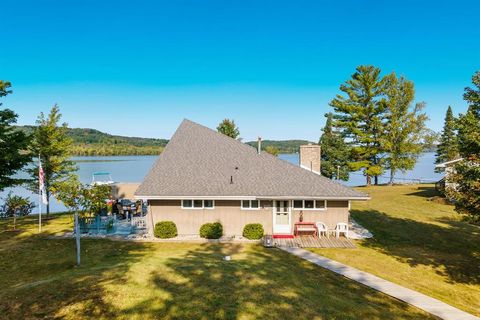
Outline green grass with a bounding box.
[0,215,434,319]
[310,184,480,316]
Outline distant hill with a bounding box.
[15,126,312,156]
[246,139,314,154]
[16,126,168,156]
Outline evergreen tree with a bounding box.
[329,65,385,185]
[217,119,240,139]
[26,105,77,216]
[435,106,459,171]
[447,71,480,222]
[319,113,349,180]
[381,73,428,184]
[0,80,32,191]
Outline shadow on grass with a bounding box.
[118,244,432,320]
[352,209,480,285]
[405,185,442,198]
[0,216,434,319]
[0,215,149,319]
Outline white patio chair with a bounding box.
[316,222,328,237]
[335,223,349,239]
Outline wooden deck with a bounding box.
[274,236,355,248]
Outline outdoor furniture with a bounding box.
[315,222,329,237]
[294,222,318,236]
[335,222,349,239]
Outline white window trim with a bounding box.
[241,200,261,210]
[293,200,327,211]
[181,199,215,210]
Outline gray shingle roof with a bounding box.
[135,119,369,200]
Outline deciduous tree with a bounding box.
[26,105,77,216]
[381,73,428,184]
[319,113,349,180]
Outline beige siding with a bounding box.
[292,201,349,230]
[148,199,349,236]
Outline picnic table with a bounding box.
[294,222,318,236]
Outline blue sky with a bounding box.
[1,0,479,141]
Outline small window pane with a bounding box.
[251,200,259,208]
[204,200,213,208]
[315,200,325,209]
[194,200,203,208]
[293,200,303,209]
[183,200,192,208]
[304,200,314,209]
[242,200,250,208]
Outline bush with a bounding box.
[154,221,178,239]
[199,222,223,239]
[243,223,264,240]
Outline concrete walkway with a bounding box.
[280,247,479,320]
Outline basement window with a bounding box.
[293,200,326,210]
[181,200,215,209]
[241,200,260,210]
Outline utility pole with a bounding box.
[337,165,340,180]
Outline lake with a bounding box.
[1,153,443,213]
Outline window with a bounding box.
[304,200,314,209]
[293,200,326,210]
[204,200,214,208]
[293,200,303,209]
[315,200,326,209]
[241,200,260,210]
[182,199,215,209]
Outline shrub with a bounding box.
[243,223,264,240]
[154,221,178,239]
[199,222,223,239]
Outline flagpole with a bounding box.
[38,154,42,233]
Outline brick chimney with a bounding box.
[299,144,321,175]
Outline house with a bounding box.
[435,158,463,193]
[135,119,369,237]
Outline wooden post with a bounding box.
[74,212,81,266]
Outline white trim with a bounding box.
[273,200,292,234]
[257,196,370,200]
[292,200,327,211]
[300,164,321,175]
[135,195,256,200]
[348,200,351,210]
[136,195,370,201]
[241,199,261,210]
[181,199,215,210]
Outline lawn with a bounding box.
[0,215,434,319]
[311,184,480,316]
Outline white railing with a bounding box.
[131,216,147,230]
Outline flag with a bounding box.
[39,158,48,205]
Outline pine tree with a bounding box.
[26,105,77,216]
[0,80,32,191]
[217,119,240,139]
[329,65,385,185]
[381,73,428,184]
[435,106,459,172]
[447,71,480,222]
[319,113,350,180]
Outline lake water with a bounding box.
[1,153,443,213]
